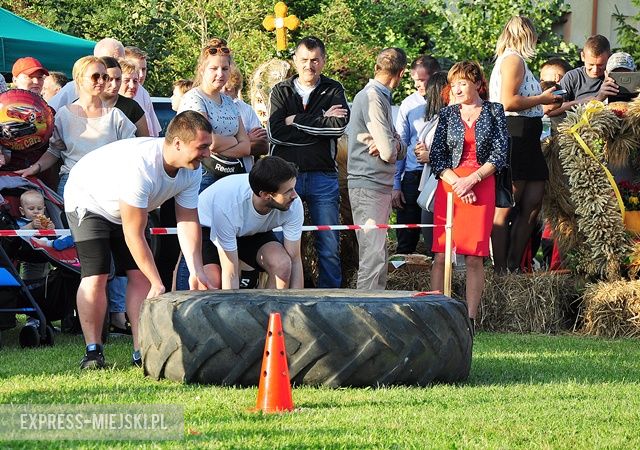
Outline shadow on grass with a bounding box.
[0,324,139,380]
[468,332,640,385]
[3,325,640,387]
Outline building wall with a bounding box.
[562,0,638,48]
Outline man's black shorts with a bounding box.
[201,226,279,271]
[66,210,139,278]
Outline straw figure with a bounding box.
[541,135,580,253]
[550,101,633,280]
[540,97,640,337]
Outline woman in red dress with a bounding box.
[429,61,509,329]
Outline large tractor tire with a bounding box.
[139,290,472,387]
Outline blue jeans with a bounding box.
[107,276,127,313]
[296,171,341,288]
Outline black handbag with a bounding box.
[202,154,245,179]
[495,138,514,208]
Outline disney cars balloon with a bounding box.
[0,89,54,151]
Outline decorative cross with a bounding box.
[262,2,300,51]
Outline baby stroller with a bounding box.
[0,173,81,348]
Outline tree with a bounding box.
[1,0,578,99]
[614,3,640,62]
[423,0,579,74]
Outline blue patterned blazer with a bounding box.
[430,101,509,178]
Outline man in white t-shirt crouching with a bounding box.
[64,111,215,370]
[197,156,304,290]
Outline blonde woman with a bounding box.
[18,56,136,196]
[178,37,250,191]
[489,16,563,273]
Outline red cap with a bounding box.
[12,57,49,78]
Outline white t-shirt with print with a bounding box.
[64,137,201,224]
[198,173,303,252]
[178,88,240,136]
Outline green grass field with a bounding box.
[1,324,639,449]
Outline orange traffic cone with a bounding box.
[254,312,294,413]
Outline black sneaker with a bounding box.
[131,354,142,367]
[19,324,40,348]
[80,351,106,370]
[109,323,132,336]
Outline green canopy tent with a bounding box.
[0,8,95,77]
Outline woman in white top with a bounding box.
[416,71,449,252]
[178,37,250,192]
[18,56,136,197]
[488,16,563,273]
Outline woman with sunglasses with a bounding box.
[18,56,136,196]
[178,37,250,191]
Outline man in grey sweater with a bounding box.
[347,47,407,290]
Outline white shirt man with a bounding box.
[64,111,214,370]
[197,156,304,290]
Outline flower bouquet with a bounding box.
[619,180,640,233]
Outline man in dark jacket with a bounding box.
[267,36,349,288]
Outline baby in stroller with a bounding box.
[18,189,74,253]
[0,175,80,347]
[14,189,75,345]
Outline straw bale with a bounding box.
[478,270,578,333]
[581,280,640,338]
[385,264,577,333]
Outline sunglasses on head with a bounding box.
[206,46,231,56]
[87,73,109,83]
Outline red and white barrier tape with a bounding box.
[0,229,71,237]
[0,223,439,237]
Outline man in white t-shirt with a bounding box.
[64,111,215,370]
[197,156,304,290]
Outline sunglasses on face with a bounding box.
[87,73,109,83]
[206,46,231,56]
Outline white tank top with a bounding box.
[489,49,543,117]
